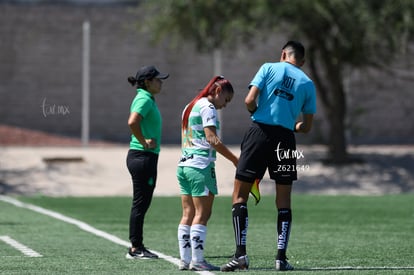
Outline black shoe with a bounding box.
[275,258,294,271]
[220,255,249,272]
[126,247,158,259]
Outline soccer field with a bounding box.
[1,195,413,274]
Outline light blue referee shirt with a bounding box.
[249,62,316,130]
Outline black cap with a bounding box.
[135,65,169,82]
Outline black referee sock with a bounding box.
[276,208,292,260]
[232,203,248,258]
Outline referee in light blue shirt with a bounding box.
[221,41,316,272]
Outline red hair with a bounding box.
[181,75,234,131]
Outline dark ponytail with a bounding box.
[127,76,137,86]
[128,76,147,89]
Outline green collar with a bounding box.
[136,88,154,100]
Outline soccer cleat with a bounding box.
[126,247,158,259]
[220,255,249,272]
[190,260,220,271]
[250,178,261,205]
[275,259,294,271]
[179,260,190,270]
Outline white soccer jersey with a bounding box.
[179,97,220,169]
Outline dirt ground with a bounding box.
[1,124,414,197]
[1,144,413,197]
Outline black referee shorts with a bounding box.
[236,122,297,184]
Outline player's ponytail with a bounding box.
[181,75,233,131]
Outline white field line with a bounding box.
[0,195,214,275]
[307,266,414,271]
[0,235,42,257]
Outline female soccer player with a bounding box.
[177,76,239,271]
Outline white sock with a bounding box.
[177,224,191,264]
[190,224,207,263]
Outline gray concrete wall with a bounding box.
[1,3,413,145]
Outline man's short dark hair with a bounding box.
[282,41,305,61]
